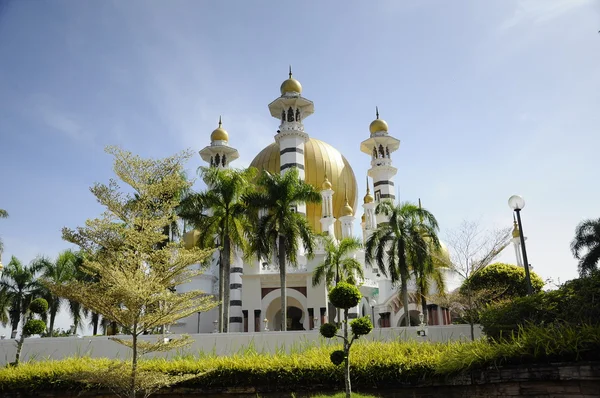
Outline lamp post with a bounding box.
[508,195,533,295]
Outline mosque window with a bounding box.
[375,190,381,202]
[378,145,384,158]
[385,147,390,158]
[222,154,227,166]
[295,108,300,122]
[210,156,214,167]
[281,110,286,123]
[287,107,294,122]
[214,153,220,166]
[372,147,377,159]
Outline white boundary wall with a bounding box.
[0,324,482,366]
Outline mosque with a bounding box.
[174,70,455,334]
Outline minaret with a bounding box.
[199,117,240,168]
[360,107,400,225]
[268,67,314,216]
[199,118,244,333]
[320,168,336,237]
[338,187,355,239]
[362,176,376,243]
[511,216,526,267]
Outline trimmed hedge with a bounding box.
[1,324,599,394]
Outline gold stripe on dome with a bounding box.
[249,138,358,238]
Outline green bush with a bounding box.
[23,319,46,337]
[330,350,346,366]
[320,323,338,338]
[479,272,600,340]
[329,282,361,309]
[460,263,544,301]
[1,324,598,394]
[350,317,373,337]
[29,298,48,315]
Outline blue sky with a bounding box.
[1,0,599,334]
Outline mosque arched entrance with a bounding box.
[274,306,305,331]
[263,293,308,331]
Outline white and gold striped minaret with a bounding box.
[268,67,314,216]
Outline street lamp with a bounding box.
[508,195,533,295]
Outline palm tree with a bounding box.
[413,246,448,324]
[0,287,10,326]
[0,208,8,259]
[35,250,82,335]
[312,236,364,324]
[571,218,600,277]
[365,201,439,327]
[0,256,44,337]
[179,166,256,333]
[244,168,321,332]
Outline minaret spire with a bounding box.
[289,65,292,78]
[218,115,222,127]
[376,106,379,119]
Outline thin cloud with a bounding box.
[499,0,593,31]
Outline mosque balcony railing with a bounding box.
[279,121,305,132]
[359,278,379,289]
[260,262,308,274]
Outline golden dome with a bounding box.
[369,106,388,135]
[210,117,229,142]
[280,67,302,95]
[361,213,366,222]
[512,220,520,238]
[183,229,200,250]
[322,174,332,190]
[250,138,357,237]
[363,178,374,204]
[341,199,354,217]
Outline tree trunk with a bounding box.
[401,277,410,327]
[92,312,99,335]
[343,308,351,398]
[14,314,27,366]
[48,308,56,337]
[467,284,475,341]
[218,249,225,333]
[130,328,138,398]
[223,236,231,333]
[421,294,428,325]
[278,235,287,332]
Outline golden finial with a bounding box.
[369,106,388,134]
[210,115,228,142]
[376,106,379,119]
[289,65,292,79]
[512,214,520,238]
[341,183,353,216]
[321,160,332,190]
[218,115,222,127]
[363,176,374,204]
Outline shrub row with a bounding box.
[479,272,600,340]
[1,324,599,394]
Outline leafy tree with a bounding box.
[0,287,10,326]
[44,147,218,398]
[461,262,544,304]
[178,166,256,333]
[319,282,373,398]
[413,241,448,324]
[13,298,47,366]
[32,250,83,335]
[365,201,439,327]
[312,236,363,325]
[0,256,43,338]
[244,168,321,331]
[571,218,600,277]
[0,209,7,218]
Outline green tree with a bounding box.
[461,262,544,304]
[32,250,82,335]
[312,236,364,324]
[319,282,373,398]
[365,201,439,327]
[0,256,43,338]
[244,168,321,331]
[0,209,7,218]
[413,243,448,324]
[0,287,10,326]
[45,147,218,398]
[14,298,47,366]
[178,166,256,333]
[0,208,7,261]
[571,218,600,277]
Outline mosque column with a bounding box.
[362,177,377,243]
[268,67,314,217]
[359,108,401,226]
[199,118,244,332]
[319,173,337,238]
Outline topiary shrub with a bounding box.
[320,282,373,397]
[23,319,46,336]
[329,282,361,310]
[320,323,338,338]
[29,298,49,315]
[350,317,373,337]
[330,350,346,366]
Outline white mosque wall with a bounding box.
[0,324,482,366]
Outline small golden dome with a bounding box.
[369,107,388,135]
[363,178,374,204]
[322,175,332,190]
[341,188,354,217]
[361,213,366,222]
[280,67,302,95]
[512,220,520,238]
[210,116,229,142]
